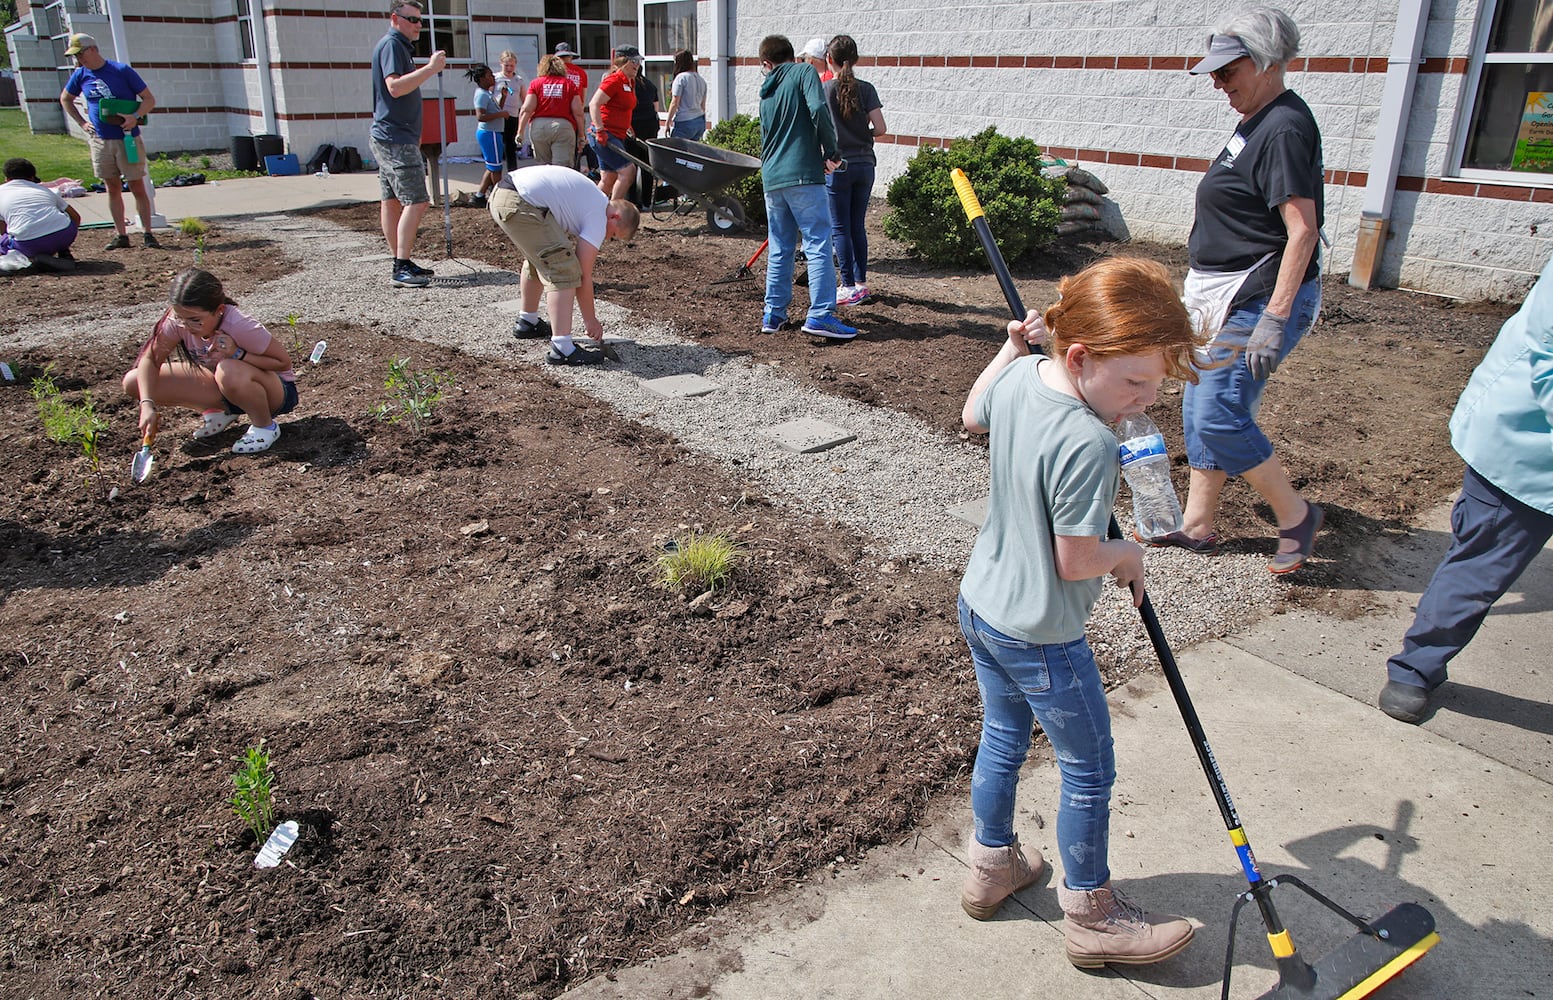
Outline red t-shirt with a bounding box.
[596,70,636,139]
[528,75,580,120]
[565,64,588,94]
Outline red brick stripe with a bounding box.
[728,54,1465,74]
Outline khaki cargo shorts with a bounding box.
[488,187,582,290]
[89,133,148,183]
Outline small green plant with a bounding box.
[230,742,277,842]
[705,114,765,227]
[193,233,206,265]
[177,216,208,236]
[657,531,742,595]
[284,311,303,355]
[30,370,108,472]
[883,127,1065,268]
[200,155,212,169]
[371,356,455,436]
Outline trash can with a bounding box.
[231,135,258,172]
[253,134,284,162]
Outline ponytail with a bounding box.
[826,35,861,121]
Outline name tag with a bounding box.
[1220,132,1246,169]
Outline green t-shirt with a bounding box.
[959,356,1119,644]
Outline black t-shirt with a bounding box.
[823,77,883,165]
[631,74,660,140]
[1189,89,1323,308]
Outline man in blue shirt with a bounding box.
[58,33,159,250]
[372,2,446,288]
[1381,255,1553,723]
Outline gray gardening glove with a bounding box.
[1246,310,1288,380]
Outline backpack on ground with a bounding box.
[340,146,363,173]
[306,143,338,174]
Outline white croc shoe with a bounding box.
[193,410,239,439]
[232,423,281,454]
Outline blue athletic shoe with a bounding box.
[760,312,786,334]
[801,314,858,340]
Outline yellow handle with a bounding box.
[142,433,155,447]
[951,168,984,223]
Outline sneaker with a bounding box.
[192,410,239,440]
[838,283,870,305]
[545,344,606,366]
[391,264,430,288]
[470,193,488,209]
[1378,679,1430,724]
[143,232,162,249]
[232,423,281,455]
[513,316,553,339]
[105,233,131,251]
[760,312,787,334]
[801,314,858,340]
[406,261,435,278]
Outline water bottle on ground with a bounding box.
[1116,413,1182,539]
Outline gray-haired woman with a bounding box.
[1164,6,1325,575]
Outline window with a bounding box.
[639,0,696,103]
[1457,0,1553,178]
[546,0,612,63]
[408,0,472,61]
[236,0,256,60]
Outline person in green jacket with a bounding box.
[757,35,855,341]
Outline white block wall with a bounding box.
[708,0,1551,301]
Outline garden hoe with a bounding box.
[714,238,768,284]
[951,167,1440,1000]
[130,430,155,484]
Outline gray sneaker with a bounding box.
[1378,680,1430,723]
[105,233,131,251]
[143,232,162,249]
[391,264,430,288]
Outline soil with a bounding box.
[0,202,1516,999]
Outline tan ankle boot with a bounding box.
[960,835,1046,920]
[1056,882,1193,967]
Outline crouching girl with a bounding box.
[122,267,297,454]
[957,257,1203,969]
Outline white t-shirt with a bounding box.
[0,179,72,241]
[511,165,610,250]
[493,70,523,114]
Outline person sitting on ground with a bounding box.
[958,256,1201,969]
[1379,253,1553,724]
[488,163,640,365]
[588,50,640,201]
[123,268,298,455]
[0,158,82,268]
[466,62,508,209]
[518,55,587,169]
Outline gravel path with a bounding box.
[24,215,1284,667]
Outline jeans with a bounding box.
[826,162,875,286]
[1387,465,1553,690]
[959,595,1115,890]
[670,115,706,141]
[764,183,837,322]
[1182,275,1321,475]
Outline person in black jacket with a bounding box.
[622,47,662,208]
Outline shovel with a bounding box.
[713,238,769,284]
[130,430,156,484]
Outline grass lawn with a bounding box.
[0,108,262,185]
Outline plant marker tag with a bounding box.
[255,819,300,869]
[0,362,13,382]
[309,340,327,364]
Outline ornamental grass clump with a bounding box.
[230,742,277,842]
[657,532,742,596]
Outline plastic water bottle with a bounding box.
[309,340,327,364]
[1116,413,1182,539]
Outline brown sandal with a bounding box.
[1269,502,1323,575]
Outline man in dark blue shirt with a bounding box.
[371,2,446,288]
[58,33,160,251]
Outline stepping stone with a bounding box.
[272,224,312,231]
[351,253,395,263]
[762,417,855,454]
[641,374,717,399]
[946,496,988,528]
[253,215,289,223]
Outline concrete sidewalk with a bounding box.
[561,522,1553,1000]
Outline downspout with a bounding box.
[1349,0,1429,290]
[252,1,278,136]
[709,0,730,121]
[105,0,129,64]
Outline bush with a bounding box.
[705,114,765,227]
[883,128,1065,268]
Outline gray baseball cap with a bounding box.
[1189,34,1251,75]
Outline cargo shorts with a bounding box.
[89,133,148,183]
[488,186,582,290]
[370,138,430,206]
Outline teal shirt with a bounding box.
[757,62,838,192]
[1450,255,1553,515]
[960,356,1120,644]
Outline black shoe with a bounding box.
[470,193,488,209]
[391,264,430,288]
[513,316,553,339]
[105,233,131,250]
[1378,680,1430,724]
[143,232,162,248]
[406,261,434,278]
[56,248,75,261]
[545,344,606,366]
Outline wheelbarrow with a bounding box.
[607,136,760,234]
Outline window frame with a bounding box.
[407,0,474,62]
[545,0,614,74]
[638,0,696,111]
[236,0,257,61]
[1450,0,1553,185]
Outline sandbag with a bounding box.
[1057,220,1097,237]
[1065,166,1108,195]
[1064,185,1104,205]
[1061,202,1102,222]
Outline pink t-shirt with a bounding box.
[153,305,295,382]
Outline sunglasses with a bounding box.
[395,12,423,24]
[1210,57,1247,83]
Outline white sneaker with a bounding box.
[838,284,869,306]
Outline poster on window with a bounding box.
[1512,91,1553,173]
